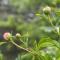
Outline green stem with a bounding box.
[18,36,29,47]
[19,38,26,45]
[48,15,60,41]
[11,40,31,53]
[26,37,28,47]
[48,15,54,27]
[48,15,60,35]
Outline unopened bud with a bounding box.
[16,33,21,38]
[43,6,51,14]
[3,32,11,40]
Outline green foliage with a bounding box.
[10,37,60,60]
[0,0,60,60]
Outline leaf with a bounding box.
[0,42,7,46]
[21,53,33,60]
[37,38,60,50]
[40,52,53,60]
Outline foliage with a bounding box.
[0,0,60,60]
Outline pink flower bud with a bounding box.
[3,32,11,40]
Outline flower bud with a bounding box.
[3,32,11,40]
[43,6,51,15]
[16,33,21,38]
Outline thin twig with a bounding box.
[10,40,31,53]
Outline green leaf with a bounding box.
[0,42,7,46]
[21,53,33,60]
[37,38,60,50]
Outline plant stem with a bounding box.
[48,15,60,41]
[48,15,54,27]
[11,40,31,52]
[10,37,32,53]
[19,38,26,45]
[48,15,60,35]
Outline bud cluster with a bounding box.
[3,32,21,40]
